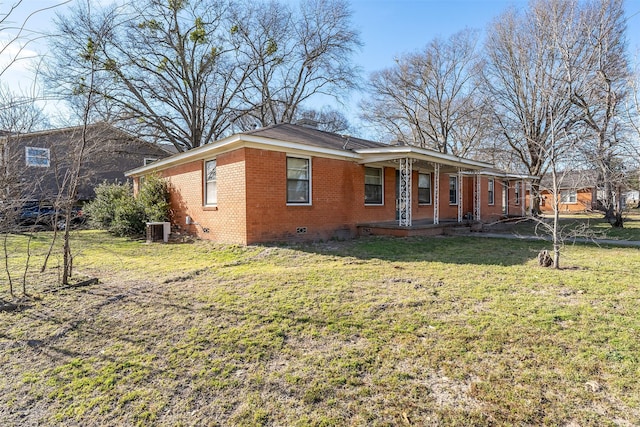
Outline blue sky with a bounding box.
[351,0,525,72]
[342,0,640,120]
[2,0,640,124]
[350,0,640,72]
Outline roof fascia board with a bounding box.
[463,170,538,180]
[126,134,244,176]
[241,136,361,160]
[356,146,492,169]
[126,133,361,177]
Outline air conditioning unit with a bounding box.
[146,222,171,243]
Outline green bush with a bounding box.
[84,177,171,237]
[137,174,171,222]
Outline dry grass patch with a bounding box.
[0,231,639,425]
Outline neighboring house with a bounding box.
[126,123,534,244]
[539,170,597,213]
[623,190,639,208]
[0,122,171,204]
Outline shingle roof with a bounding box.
[243,123,386,151]
[540,169,598,189]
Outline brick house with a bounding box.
[539,170,597,213]
[0,122,171,204]
[126,123,533,244]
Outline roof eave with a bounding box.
[125,133,361,177]
[355,146,493,170]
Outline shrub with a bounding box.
[137,174,171,223]
[84,181,135,231]
[84,177,171,237]
[111,198,146,237]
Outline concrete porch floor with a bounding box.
[357,218,482,237]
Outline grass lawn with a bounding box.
[1,230,639,426]
[484,211,640,241]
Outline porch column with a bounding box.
[474,172,481,222]
[521,181,526,216]
[433,163,440,224]
[458,168,463,222]
[398,157,412,227]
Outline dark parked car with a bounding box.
[19,201,85,230]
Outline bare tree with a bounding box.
[0,85,49,132]
[565,0,630,224]
[482,1,577,213]
[46,0,361,151]
[361,29,486,156]
[46,0,251,152]
[0,1,66,298]
[297,107,352,134]
[230,0,362,129]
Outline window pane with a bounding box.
[25,147,50,167]
[449,176,457,204]
[365,184,383,204]
[418,173,431,204]
[364,167,383,204]
[287,180,309,203]
[206,160,217,182]
[488,179,494,204]
[287,158,309,179]
[418,189,431,204]
[287,157,310,203]
[205,159,217,205]
[418,173,430,188]
[365,167,382,185]
[206,181,217,205]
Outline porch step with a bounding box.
[444,222,483,235]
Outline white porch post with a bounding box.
[521,181,525,216]
[474,172,481,222]
[433,163,440,224]
[398,157,412,227]
[457,168,463,222]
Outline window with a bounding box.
[488,178,495,205]
[515,182,520,205]
[561,189,577,204]
[287,157,310,204]
[204,159,217,205]
[144,158,158,166]
[25,147,50,167]
[365,167,383,205]
[418,173,431,204]
[449,176,458,205]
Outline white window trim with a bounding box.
[488,178,495,206]
[25,146,50,167]
[449,175,458,205]
[364,166,384,206]
[204,158,217,207]
[286,155,312,206]
[515,181,520,205]
[418,172,432,205]
[144,157,158,166]
[561,189,578,204]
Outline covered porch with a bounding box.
[355,145,534,231]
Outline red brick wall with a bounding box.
[159,149,248,244]
[483,177,504,221]
[151,146,523,243]
[540,188,594,212]
[244,150,399,243]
